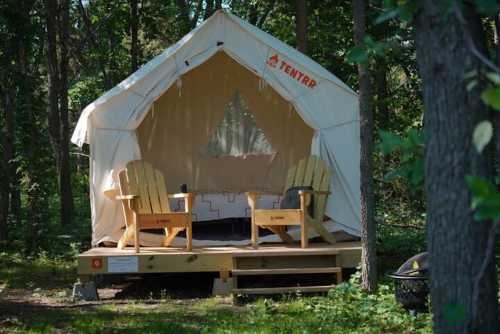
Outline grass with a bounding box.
[0,252,432,334]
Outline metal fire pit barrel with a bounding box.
[388,252,429,313]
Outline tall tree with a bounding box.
[130,0,139,72]
[46,0,73,226]
[295,0,308,54]
[0,89,13,244]
[353,0,377,293]
[204,0,214,19]
[16,0,50,252]
[494,15,500,175]
[415,2,498,332]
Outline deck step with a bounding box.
[233,285,335,295]
[232,248,339,258]
[232,267,341,276]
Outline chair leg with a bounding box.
[117,227,134,249]
[186,222,192,251]
[164,227,181,247]
[251,221,258,248]
[266,226,294,244]
[133,213,140,253]
[300,220,308,248]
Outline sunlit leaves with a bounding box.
[378,131,403,155]
[472,120,493,153]
[466,176,500,221]
[481,87,500,111]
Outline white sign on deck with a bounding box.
[107,256,139,273]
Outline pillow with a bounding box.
[280,186,314,218]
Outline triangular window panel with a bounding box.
[204,90,275,157]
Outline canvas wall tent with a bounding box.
[71,10,361,247]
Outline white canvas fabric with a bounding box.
[72,10,361,246]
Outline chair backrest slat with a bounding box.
[311,159,325,191]
[121,160,171,214]
[293,158,307,186]
[134,161,152,214]
[143,162,162,214]
[315,167,330,220]
[284,166,297,192]
[284,156,331,221]
[155,169,171,213]
[303,155,317,186]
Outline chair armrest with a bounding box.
[298,190,329,209]
[115,195,138,200]
[169,193,195,213]
[245,191,282,197]
[168,192,195,199]
[246,191,281,210]
[298,190,330,196]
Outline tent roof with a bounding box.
[71,10,356,146]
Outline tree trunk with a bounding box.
[415,2,498,333]
[204,0,214,20]
[0,90,13,243]
[47,0,73,226]
[215,0,222,10]
[353,0,377,293]
[175,0,192,34]
[494,15,500,175]
[295,0,308,54]
[17,5,38,253]
[76,0,112,89]
[58,0,73,226]
[46,0,61,161]
[130,0,139,72]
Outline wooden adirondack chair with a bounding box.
[246,155,336,248]
[116,160,194,253]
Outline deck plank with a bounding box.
[232,267,341,275]
[233,285,336,294]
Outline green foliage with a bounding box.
[303,276,432,333]
[377,224,426,273]
[0,251,76,291]
[378,128,424,189]
[472,120,493,153]
[473,0,500,16]
[0,252,432,333]
[375,0,420,24]
[347,36,389,64]
[481,86,500,111]
[443,302,466,327]
[466,176,500,222]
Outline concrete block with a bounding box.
[72,281,99,301]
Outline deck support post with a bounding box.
[213,271,232,296]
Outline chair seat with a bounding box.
[117,160,194,252]
[254,209,301,226]
[247,155,334,248]
[137,212,191,229]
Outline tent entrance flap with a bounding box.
[137,51,314,195]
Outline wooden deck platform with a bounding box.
[77,242,361,276]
